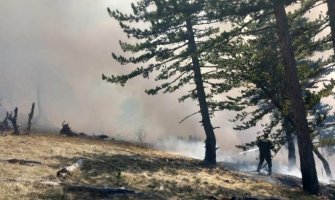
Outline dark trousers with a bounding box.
[257,154,272,174]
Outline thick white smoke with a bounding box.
[0,0,242,147]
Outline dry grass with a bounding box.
[0,133,326,200]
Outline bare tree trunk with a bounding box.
[313,148,332,178]
[26,102,35,133]
[185,18,216,165]
[3,112,9,127]
[326,0,335,55]
[273,1,319,194]
[8,107,19,135]
[287,131,296,170]
[283,117,296,170]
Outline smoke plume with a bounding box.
[0,0,242,145]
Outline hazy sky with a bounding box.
[0,0,245,149]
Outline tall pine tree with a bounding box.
[273,0,319,193]
[226,1,334,175]
[208,0,321,193]
[103,0,232,165]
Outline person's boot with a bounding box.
[267,168,272,176]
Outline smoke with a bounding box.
[0,0,168,133]
[0,0,241,147]
[158,137,335,184]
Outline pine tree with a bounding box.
[226,0,334,178]
[298,0,335,56]
[326,0,335,55]
[208,0,322,194]
[103,0,232,165]
[272,0,320,193]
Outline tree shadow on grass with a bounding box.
[35,187,163,200]
[84,152,205,174]
[45,152,205,175]
[36,152,301,199]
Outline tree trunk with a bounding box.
[326,0,335,55]
[2,112,9,128]
[283,117,296,170]
[313,148,332,178]
[185,18,216,165]
[273,1,319,194]
[0,112,10,133]
[286,132,296,170]
[27,102,35,133]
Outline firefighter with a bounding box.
[256,133,275,175]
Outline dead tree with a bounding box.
[2,112,9,128]
[0,112,10,134]
[26,103,35,133]
[8,107,19,134]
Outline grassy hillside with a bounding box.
[0,133,328,199]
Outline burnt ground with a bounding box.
[219,161,335,199]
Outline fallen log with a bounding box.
[57,159,84,178]
[0,178,61,186]
[7,158,43,166]
[95,134,109,140]
[66,185,135,195]
[0,158,43,166]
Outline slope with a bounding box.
[0,133,329,199]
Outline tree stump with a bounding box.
[57,159,84,178]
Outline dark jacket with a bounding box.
[257,138,274,156]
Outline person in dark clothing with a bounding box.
[256,133,275,175]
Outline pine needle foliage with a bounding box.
[102,0,234,165]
